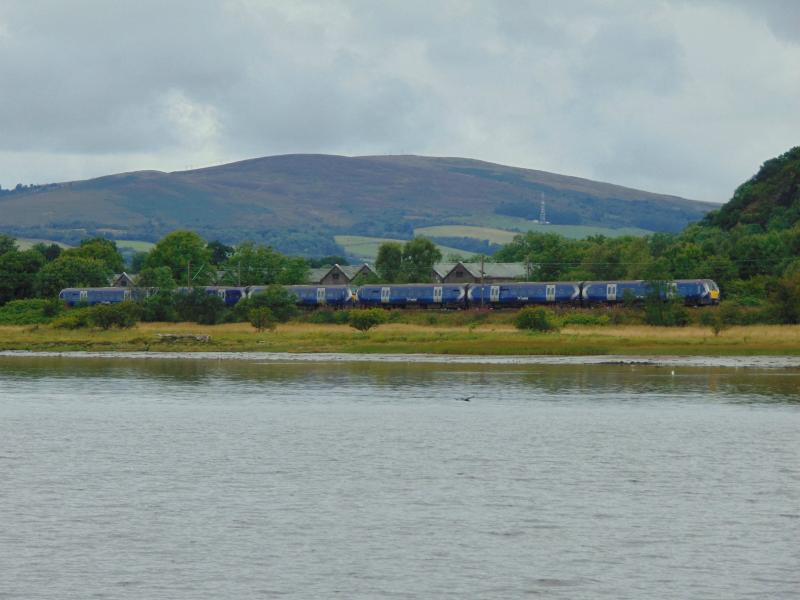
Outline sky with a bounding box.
[0,0,799,203]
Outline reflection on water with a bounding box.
[1,355,799,599]
[2,354,800,402]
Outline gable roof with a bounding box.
[443,261,529,280]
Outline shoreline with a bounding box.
[2,322,800,358]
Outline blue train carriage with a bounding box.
[673,279,720,305]
[467,282,581,307]
[580,279,721,305]
[580,280,653,304]
[248,285,355,308]
[59,287,142,306]
[175,286,246,306]
[357,284,467,308]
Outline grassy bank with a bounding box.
[1,322,799,355]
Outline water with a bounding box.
[1,354,799,599]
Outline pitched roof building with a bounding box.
[307,263,377,285]
[433,261,531,284]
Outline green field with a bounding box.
[115,239,155,252]
[414,226,518,244]
[453,215,654,239]
[16,238,72,250]
[335,235,477,261]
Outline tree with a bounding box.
[0,249,45,304]
[37,255,109,297]
[31,242,63,263]
[400,237,441,283]
[514,307,560,332]
[136,266,176,289]
[64,237,124,273]
[376,242,403,282]
[222,240,285,285]
[0,234,18,256]
[207,240,234,265]
[770,272,800,323]
[277,256,310,285]
[145,231,212,285]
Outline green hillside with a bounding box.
[705,146,800,231]
[0,154,714,256]
[335,235,476,261]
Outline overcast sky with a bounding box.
[1,1,798,202]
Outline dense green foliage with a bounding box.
[248,307,277,332]
[144,230,213,285]
[375,237,442,283]
[90,302,141,330]
[349,308,388,332]
[0,299,62,325]
[238,286,299,323]
[514,307,560,332]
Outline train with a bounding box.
[59,279,720,309]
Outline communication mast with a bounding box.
[539,199,547,224]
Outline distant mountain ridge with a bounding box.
[0,154,716,255]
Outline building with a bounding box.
[433,261,531,284]
[308,263,378,285]
[110,272,136,287]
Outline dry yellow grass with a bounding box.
[1,322,799,355]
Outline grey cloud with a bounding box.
[1,0,799,203]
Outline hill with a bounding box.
[704,146,800,230]
[0,154,715,256]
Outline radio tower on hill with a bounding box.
[539,198,547,224]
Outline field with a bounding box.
[2,322,799,356]
[334,235,477,261]
[15,238,72,250]
[454,215,654,239]
[115,239,155,252]
[414,226,518,244]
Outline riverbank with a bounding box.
[1,322,799,355]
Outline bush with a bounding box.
[699,310,727,336]
[139,292,179,322]
[0,299,63,325]
[51,308,93,329]
[349,308,389,332]
[175,288,227,325]
[514,307,560,332]
[90,302,141,330]
[249,307,276,332]
[246,285,298,323]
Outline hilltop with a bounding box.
[704,146,800,231]
[0,154,715,255]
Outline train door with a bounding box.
[217,289,225,300]
[79,290,88,303]
[546,284,556,302]
[316,287,326,305]
[123,290,131,301]
[380,287,391,304]
[433,286,443,304]
[667,282,678,299]
[607,283,617,301]
[490,286,500,303]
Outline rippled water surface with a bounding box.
[1,355,799,599]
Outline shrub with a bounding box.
[699,310,727,336]
[349,308,388,332]
[0,299,63,325]
[51,308,92,329]
[247,286,298,323]
[139,292,179,322]
[90,302,141,330]
[514,307,560,332]
[175,288,227,325]
[249,307,276,332]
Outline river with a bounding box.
[1,353,798,599]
